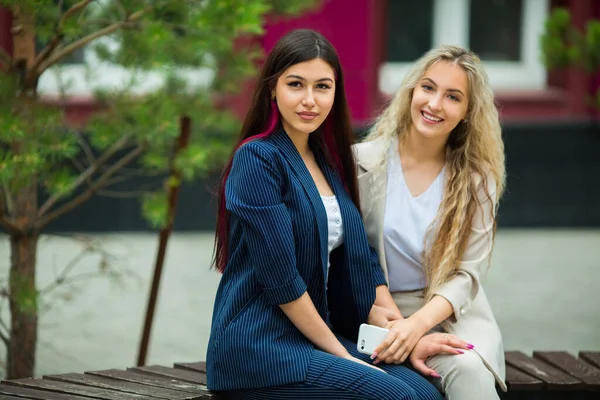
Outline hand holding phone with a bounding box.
[357,323,389,356]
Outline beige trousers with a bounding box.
[392,290,500,400]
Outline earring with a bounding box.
[462,118,468,123]
[271,92,275,100]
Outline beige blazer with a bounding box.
[353,136,507,391]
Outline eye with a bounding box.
[421,84,434,92]
[316,83,331,90]
[448,94,460,102]
[287,81,302,88]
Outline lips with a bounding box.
[421,111,443,123]
[297,111,318,121]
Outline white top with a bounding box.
[321,195,344,283]
[383,144,445,292]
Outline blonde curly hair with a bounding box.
[364,45,506,299]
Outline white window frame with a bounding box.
[379,0,549,95]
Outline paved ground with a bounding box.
[0,229,599,377]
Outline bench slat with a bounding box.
[86,369,209,395]
[174,362,207,374]
[128,366,208,385]
[580,352,600,370]
[2,378,149,400]
[505,351,583,391]
[0,384,92,400]
[504,364,545,391]
[0,395,31,400]
[533,351,600,390]
[45,373,201,399]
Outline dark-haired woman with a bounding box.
[206,29,443,400]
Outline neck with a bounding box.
[284,126,311,158]
[400,125,447,165]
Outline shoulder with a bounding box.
[233,139,284,169]
[352,135,389,171]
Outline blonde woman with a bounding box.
[355,45,506,399]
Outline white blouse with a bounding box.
[383,145,445,292]
[321,195,344,283]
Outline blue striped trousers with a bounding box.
[222,335,443,400]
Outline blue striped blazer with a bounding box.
[206,127,387,391]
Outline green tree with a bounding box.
[0,0,319,379]
[541,7,600,108]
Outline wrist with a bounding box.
[408,312,431,334]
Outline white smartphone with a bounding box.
[357,323,389,355]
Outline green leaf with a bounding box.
[141,191,169,228]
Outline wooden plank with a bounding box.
[0,395,30,400]
[505,351,583,391]
[0,384,91,400]
[580,352,600,370]
[2,378,150,400]
[86,369,210,395]
[128,366,207,385]
[45,373,200,399]
[504,364,545,391]
[534,351,600,390]
[174,362,207,374]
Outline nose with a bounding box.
[302,90,316,108]
[428,94,443,112]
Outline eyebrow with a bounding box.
[422,77,465,96]
[286,74,334,83]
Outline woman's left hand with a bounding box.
[372,317,427,365]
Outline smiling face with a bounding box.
[273,58,336,139]
[410,61,469,141]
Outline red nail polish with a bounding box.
[467,343,475,348]
[457,350,464,354]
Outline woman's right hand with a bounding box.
[342,353,386,373]
[409,333,472,377]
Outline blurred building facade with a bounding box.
[1,0,598,230]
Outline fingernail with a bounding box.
[467,343,475,349]
[373,360,380,365]
[370,352,378,360]
[457,350,464,354]
[431,373,441,378]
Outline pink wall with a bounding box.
[261,0,379,125]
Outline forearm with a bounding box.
[374,285,404,319]
[409,295,453,333]
[279,292,348,357]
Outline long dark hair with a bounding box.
[213,29,359,272]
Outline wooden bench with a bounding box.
[1,351,598,399]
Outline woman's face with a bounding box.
[410,61,469,141]
[273,58,336,139]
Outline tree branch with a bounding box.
[0,187,21,232]
[28,1,94,85]
[0,321,9,347]
[38,135,131,217]
[60,0,94,27]
[36,144,145,229]
[37,6,154,73]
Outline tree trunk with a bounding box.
[7,228,38,379]
[5,5,40,380]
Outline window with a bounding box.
[380,0,549,94]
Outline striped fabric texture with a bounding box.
[206,128,401,393]
[224,334,443,400]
